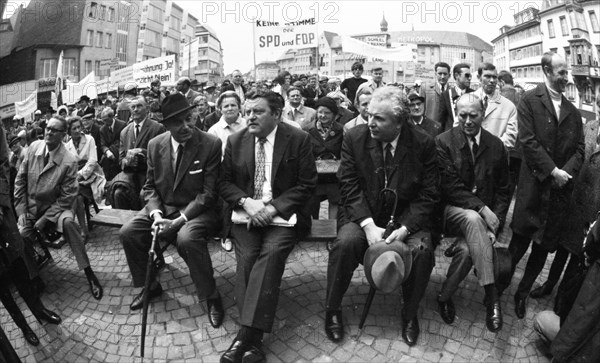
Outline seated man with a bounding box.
[120,94,225,329]
[99,108,126,181]
[435,94,510,332]
[325,86,439,346]
[15,116,103,300]
[112,96,165,210]
[219,89,317,362]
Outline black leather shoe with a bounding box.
[33,308,62,325]
[207,295,225,328]
[325,310,344,342]
[438,297,456,324]
[87,273,103,300]
[130,284,163,311]
[242,345,266,363]
[514,295,526,319]
[530,281,554,299]
[402,316,420,346]
[21,326,39,346]
[486,301,503,332]
[221,339,251,363]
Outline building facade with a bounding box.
[194,24,224,84]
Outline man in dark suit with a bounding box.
[120,93,225,328]
[502,52,585,319]
[437,63,475,132]
[219,90,317,362]
[113,96,165,210]
[435,94,510,333]
[424,62,451,122]
[76,95,95,118]
[325,86,439,346]
[81,113,102,161]
[408,92,441,138]
[176,77,201,106]
[99,107,126,181]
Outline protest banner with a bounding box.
[132,55,176,88]
[14,90,37,122]
[340,36,417,62]
[0,80,37,109]
[99,57,120,71]
[110,65,134,89]
[55,50,64,106]
[62,72,98,105]
[254,17,318,50]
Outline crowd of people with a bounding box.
[1,52,600,362]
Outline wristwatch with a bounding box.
[237,197,247,207]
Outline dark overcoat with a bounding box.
[511,84,584,251]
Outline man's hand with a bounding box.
[487,230,497,245]
[250,204,278,228]
[551,167,572,188]
[385,226,410,244]
[363,223,385,246]
[242,198,265,218]
[34,216,48,231]
[152,214,184,238]
[480,206,500,234]
[105,150,115,160]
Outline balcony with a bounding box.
[571,64,589,76]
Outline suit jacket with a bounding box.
[512,84,584,249]
[306,121,344,159]
[0,126,10,209]
[142,128,221,222]
[14,140,78,223]
[436,127,510,229]
[77,106,95,118]
[118,117,165,171]
[424,82,444,122]
[219,121,317,236]
[283,104,317,130]
[85,122,102,161]
[337,124,439,232]
[100,118,126,158]
[413,116,441,139]
[438,86,475,132]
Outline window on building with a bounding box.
[84,60,92,76]
[170,16,181,30]
[566,83,577,100]
[584,85,593,104]
[560,16,569,36]
[590,11,600,32]
[108,7,115,22]
[96,31,103,47]
[99,5,106,20]
[116,33,128,62]
[41,59,57,78]
[88,2,97,19]
[63,58,76,77]
[0,22,10,32]
[548,19,556,38]
[86,30,94,46]
[148,4,162,23]
[106,33,112,48]
[95,60,101,76]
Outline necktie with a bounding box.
[483,95,489,112]
[471,136,478,162]
[174,144,183,175]
[253,138,267,200]
[135,124,140,140]
[596,131,600,146]
[293,108,299,120]
[384,143,394,185]
[43,152,49,167]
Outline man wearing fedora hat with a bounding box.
[120,93,225,328]
[435,93,511,333]
[76,95,95,118]
[325,86,439,346]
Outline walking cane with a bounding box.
[140,225,159,359]
[359,189,398,330]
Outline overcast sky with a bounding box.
[184,0,543,74]
[4,0,544,74]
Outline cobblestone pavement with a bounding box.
[3,204,557,362]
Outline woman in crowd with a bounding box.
[64,116,106,242]
[306,97,344,220]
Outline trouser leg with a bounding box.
[325,222,367,311]
[546,246,569,287]
[120,214,154,287]
[439,239,472,301]
[62,218,90,270]
[402,232,434,320]
[516,242,549,299]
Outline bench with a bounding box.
[90,209,337,265]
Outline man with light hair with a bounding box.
[355,67,386,105]
[325,86,439,346]
[343,88,372,133]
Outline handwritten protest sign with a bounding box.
[132,55,176,88]
[14,90,37,122]
[254,18,318,50]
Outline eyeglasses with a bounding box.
[45,126,65,133]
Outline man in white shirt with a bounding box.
[343,88,372,133]
[283,86,316,129]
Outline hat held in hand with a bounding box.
[364,240,412,293]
